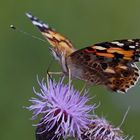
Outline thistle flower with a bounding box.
[81,117,132,140]
[27,77,96,140]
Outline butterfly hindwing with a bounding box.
[69,48,112,85]
[104,63,139,93]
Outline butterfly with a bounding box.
[26,13,140,93]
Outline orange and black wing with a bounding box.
[26,13,75,57]
[83,39,140,62]
[105,63,139,93]
[69,39,140,93]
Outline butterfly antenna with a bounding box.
[10,24,46,43]
[118,106,131,128]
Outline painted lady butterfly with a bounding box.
[26,13,140,93]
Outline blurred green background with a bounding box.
[1,0,140,139]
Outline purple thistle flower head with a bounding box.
[27,77,96,139]
[81,117,132,140]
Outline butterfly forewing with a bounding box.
[26,13,75,57]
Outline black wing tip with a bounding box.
[25,12,49,31]
[25,12,37,21]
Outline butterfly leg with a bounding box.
[47,72,63,75]
[47,71,64,79]
[46,71,65,85]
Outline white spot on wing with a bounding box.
[129,45,135,49]
[93,46,107,50]
[43,23,49,28]
[32,21,43,27]
[26,13,32,18]
[128,39,134,42]
[111,41,124,47]
[104,68,116,73]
